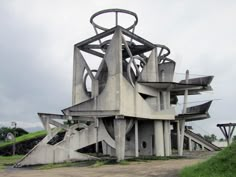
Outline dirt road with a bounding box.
[0,158,203,177]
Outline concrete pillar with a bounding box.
[154,120,164,156]
[177,121,181,154]
[169,124,172,155]
[228,125,233,145]
[154,91,164,157]
[202,145,205,151]
[95,118,99,155]
[102,141,107,155]
[179,120,185,156]
[179,70,189,156]
[160,89,171,156]
[135,119,139,157]
[67,129,71,161]
[114,117,126,162]
[166,91,172,155]
[107,144,112,155]
[189,137,193,151]
[164,120,171,156]
[182,70,189,114]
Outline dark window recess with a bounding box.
[126,136,131,142]
[77,142,103,153]
[47,131,66,145]
[142,141,147,148]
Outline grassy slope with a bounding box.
[0,130,46,148]
[0,155,24,169]
[181,142,236,177]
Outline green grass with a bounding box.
[0,155,24,170]
[0,130,46,148]
[37,162,80,170]
[92,160,106,167]
[37,161,99,170]
[38,160,126,169]
[119,160,130,165]
[181,142,236,177]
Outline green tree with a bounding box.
[219,138,224,142]
[233,135,236,142]
[0,127,28,141]
[203,134,217,143]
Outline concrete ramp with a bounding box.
[185,129,221,151]
[15,121,115,167]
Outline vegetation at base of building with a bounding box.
[0,155,24,170]
[92,160,107,167]
[36,161,91,170]
[0,130,46,148]
[180,142,236,177]
[36,156,183,170]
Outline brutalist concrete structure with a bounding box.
[16,9,218,167]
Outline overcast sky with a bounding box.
[0,0,236,138]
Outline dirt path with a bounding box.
[0,158,203,177]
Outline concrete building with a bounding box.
[16,9,219,167]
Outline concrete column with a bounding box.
[182,70,189,114]
[189,137,193,151]
[154,91,164,157]
[179,120,185,156]
[154,120,164,156]
[107,144,112,155]
[114,117,126,162]
[228,125,233,145]
[177,121,181,155]
[166,91,172,155]
[169,123,172,155]
[164,120,171,156]
[202,145,205,151]
[179,70,189,156]
[135,119,139,157]
[160,90,171,156]
[102,141,107,155]
[95,118,99,155]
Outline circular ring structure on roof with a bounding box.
[90,9,138,31]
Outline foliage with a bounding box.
[92,160,106,167]
[0,155,24,170]
[0,130,46,148]
[119,160,130,165]
[181,142,236,177]
[37,161,95,170]
[203,134,217,143]
[233,135,236,142]
[0,127,28,141]
[219,138,225,142]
